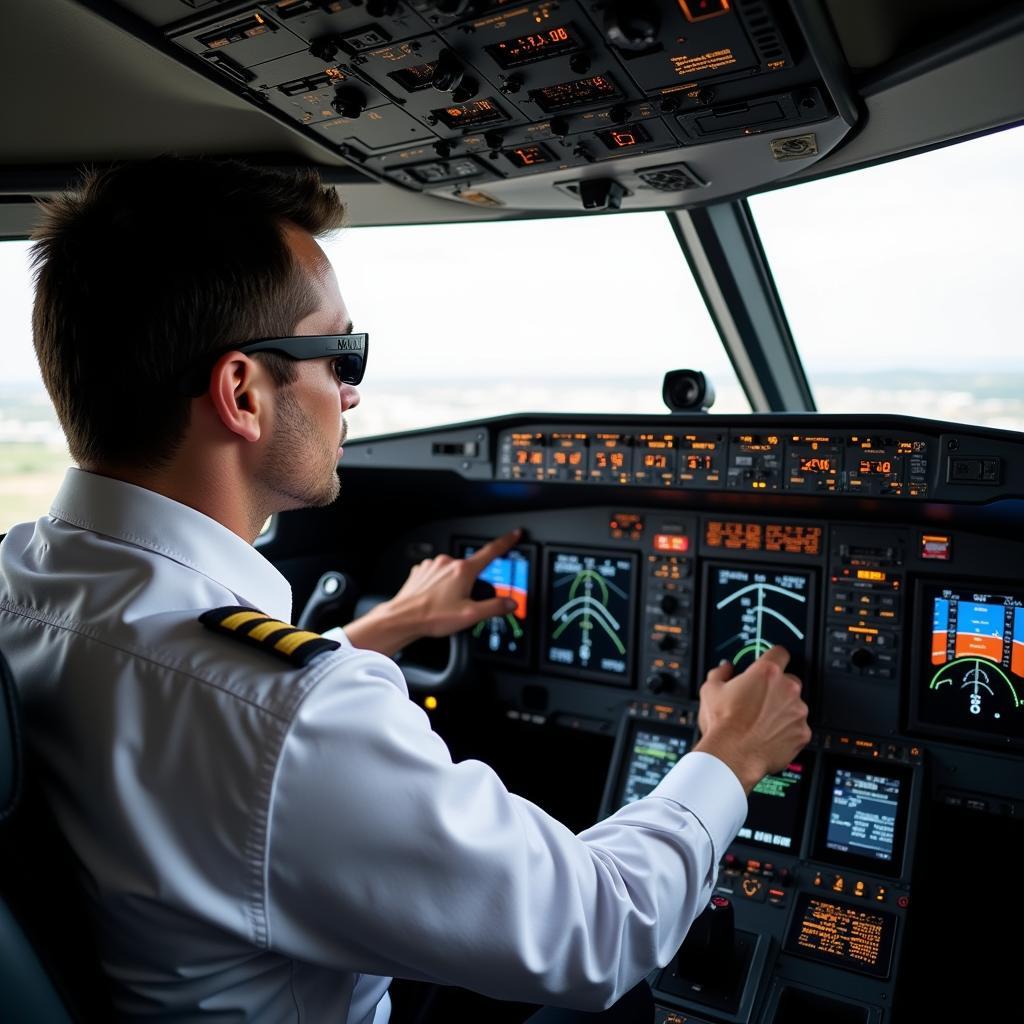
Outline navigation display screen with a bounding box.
[458,541,534,663]
[784,893,897,979]
[917,583,1024,743]
[704,563,813,680]
[736,752,814,853]
[615,721,690,807]
[544,548,635,683]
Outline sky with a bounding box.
[1,122,1021,427]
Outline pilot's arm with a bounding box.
[264,643,746,1011]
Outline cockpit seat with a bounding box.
[0,646,103,1022]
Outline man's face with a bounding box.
[258,224,359,511]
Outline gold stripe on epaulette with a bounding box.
[248,619,293,641]
[274,630,324,655]
[199,605,341,667]
[220,610,267,630]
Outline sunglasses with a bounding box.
[179,333,369,395]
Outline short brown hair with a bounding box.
[31,156,346,468]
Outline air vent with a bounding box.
[636,162,706,191]
[736,0,793,68]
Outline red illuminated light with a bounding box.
[654,533,689,553]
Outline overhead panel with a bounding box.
[105,0,857,211]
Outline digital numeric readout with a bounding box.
[486,24,582,69]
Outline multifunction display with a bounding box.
[785,893,897,979]
[704,564,813,679]
[544,549,635,683]
[921,584,1024,742]
[458,541,534,663]
[616,722,690,807]
[736,753,814,853]
[813,757,910,876]
[825,769,901,863]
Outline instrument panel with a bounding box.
[501,426,936,497]
[111,0,856,209]
[449,506,1024,752]
[326,411,1024,1023]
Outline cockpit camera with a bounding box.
[662,369,715,413]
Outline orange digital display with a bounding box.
[486,24,581,69]
[785,894,896,978]
[531,75,620,113]
[596,123,652,150]
[800,456,836,473]
[635,433,677,486]
[506,144,553,168]
[705,520,762,550]
[433,98,508,129]
[507,433,545,480]
[589,433,632,483]
[765,524,822,556]
[545,432,587,482]
[705,521,820,556]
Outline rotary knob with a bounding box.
[432,49,465,93]
[658,633,677,652]
[451,76,479,103]
[331,87,365,119]
[851,647,875,670]
[645,672,674,694]
[550,116,570,138]
[308,35,343,63]
[569,52,592,74]
[603,0,660,52]
[659,593,679,614]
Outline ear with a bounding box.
[206,352,266,443]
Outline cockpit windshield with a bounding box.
[749,123,1024,430]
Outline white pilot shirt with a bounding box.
[0,468,747,1023]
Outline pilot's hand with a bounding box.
[693,646,811,796]
[343,529,522,657]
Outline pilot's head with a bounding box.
[30,156,356,535]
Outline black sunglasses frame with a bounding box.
[179,333,369,395]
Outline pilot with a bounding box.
[0,157,810,1022]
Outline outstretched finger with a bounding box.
[463,528,522,572]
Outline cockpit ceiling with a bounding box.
[0,0,1022,227]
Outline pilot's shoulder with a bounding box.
[198,605,340,670]
[149,606,409,722]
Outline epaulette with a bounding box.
[199,606,340,668]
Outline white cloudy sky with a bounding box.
[2,122,1021,427]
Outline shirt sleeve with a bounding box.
[264,650,747,1011]
[320,625,352,649]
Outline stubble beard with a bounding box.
[261,385,341,511]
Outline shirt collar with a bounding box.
[49,468,293,622]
